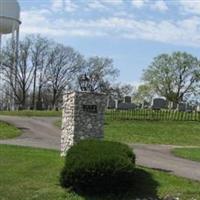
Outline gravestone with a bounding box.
[61,91,107,156]
[118,102,136,110]
[197,105,200,112]
[152,98,167,109]
[107,97,116,109]
[124,96,132,103]
[178,102,186,112]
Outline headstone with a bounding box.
[178,102,186,112]
[107,97,116,109]
[118,99,123,104]
[124,96,132,103]
[117,103,136,110]
[185,103,193,112]
[114,99,118,109]
[152,98,167,110]
[61,91,107,156]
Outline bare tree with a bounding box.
[45,44,84,109]
[0,35,121,110]
[1,37,34,109]
[16,37,34,109]
[31,35,50,109]
[1,40,15,109]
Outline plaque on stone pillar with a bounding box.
[61,91,107,156]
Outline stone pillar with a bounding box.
[61,91,107,156]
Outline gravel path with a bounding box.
[0,116,200,181]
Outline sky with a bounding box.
[17,0,200,85]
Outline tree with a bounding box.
[132,84,154,104]
[1,36,85,110]
[0,34,121,110]
[118,84,134,97]
[143,52,200,104]
[79,56,119,93]
[31,35,50,109]
[1,37,34,109]
[45,44,84,109]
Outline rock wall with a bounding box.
[61,91,107,156]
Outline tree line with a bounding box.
[1,34,200,110]
[0,35,119,110]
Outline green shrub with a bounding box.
[60,139,135,193]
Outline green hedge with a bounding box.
[60,140,135,193]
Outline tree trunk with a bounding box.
[52,89,57,110]
[32,65,37,110]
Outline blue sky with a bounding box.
[18,0,200,85]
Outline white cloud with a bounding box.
[51,0,78,12]
[100,0,123,6]
[64,0,78,12]
[131,0,148,8]
[114,11,133,18]
[179,0,200,15]
[20,7,200,47]
[132,0,168,12]
[51,0,123,13]
[51,0,63,11]
[86,0,123,11]
[151,0,168,12]
[87,0,105,10]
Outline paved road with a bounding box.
[0,116,60,150]
[0,116,200,181]
[131,144,200,181]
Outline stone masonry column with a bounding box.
[61,91,107,156]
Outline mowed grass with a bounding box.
[105,120,200,146]
[1,145,200,200]
[0,121,21,139]
[54,119,200,146]
[0,110,61,117]
[172,148,200,162]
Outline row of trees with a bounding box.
[0,35,119,110]
[1,34,199,110]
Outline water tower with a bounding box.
[0,0,21,110]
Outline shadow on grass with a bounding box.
[69,168,160,200]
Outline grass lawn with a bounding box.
[172,148,200,162]
[54,119,200,146]
[0,110,61,117]
[0,121,21,139]
[105,120,200,146]
[1,145,200,200]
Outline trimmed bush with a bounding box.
[60,139,135,193]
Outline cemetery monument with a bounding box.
[61,75,107,156]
